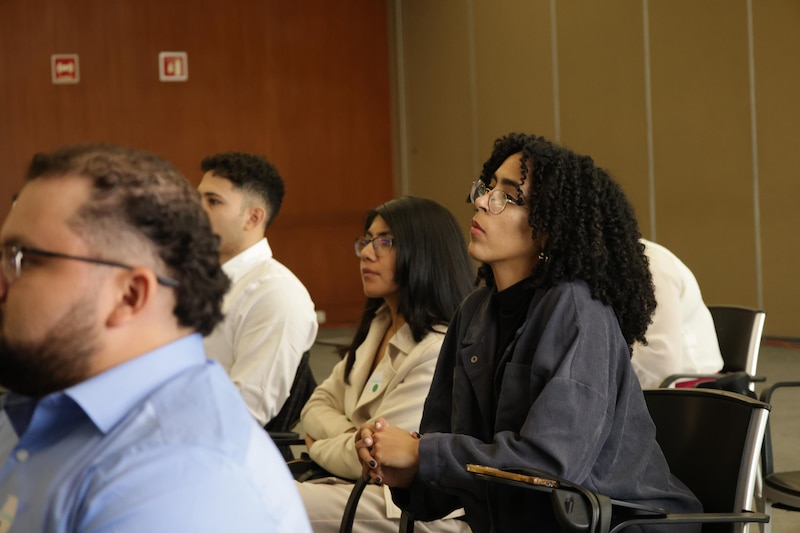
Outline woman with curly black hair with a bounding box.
[355,133,702,532]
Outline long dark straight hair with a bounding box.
[343,196,474,383]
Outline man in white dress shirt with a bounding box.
[199,152,318,426]
[632,239,723,388]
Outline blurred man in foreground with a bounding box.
[0,144,310,532]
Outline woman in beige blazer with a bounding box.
[296,196,473,533]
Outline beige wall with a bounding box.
[390,0,800,337]
[755,0,800,338]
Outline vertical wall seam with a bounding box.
[642,0,656,240]
[466,0,479,178]
[395,0,409,196]
[549,0,561,143]
[746,0,764,308]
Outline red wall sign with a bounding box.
[159,52,188,82]
[51,54,79,84]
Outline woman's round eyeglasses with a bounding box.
[354,236,394,258]
[469,180,528,215]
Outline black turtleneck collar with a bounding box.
[494,275,537,362]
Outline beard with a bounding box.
[0,297,99,398]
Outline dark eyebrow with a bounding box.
[201,191,224,199]
[364,230,393,238]
[0,235,33,248]
[489,173,522,188]
[490,174,526,204]
[497,177,522,189]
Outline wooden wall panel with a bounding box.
[648,0,757,307]
[0,0,393,327]
[392,0,800,336]
[753,0,800,337]
[557,1,651,232]
[400,0,476,232]
[472,0,555,153]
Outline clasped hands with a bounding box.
[354,417,420,487]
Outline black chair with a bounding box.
[266,350,316,460]
[758,381,800,532]
[338,476,370,533]
[660,305,766,390]
[463,388,770,532]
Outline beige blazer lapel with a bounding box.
[354,351,398,411]
[343,306,390,413]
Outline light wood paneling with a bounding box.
[753,0,800,337]
[391,0,800,336]
[557,1,650,230]
[647,0,757,307]
[400,0,476,231]
[472,0,555,152]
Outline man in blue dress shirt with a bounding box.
[0,144,311,532]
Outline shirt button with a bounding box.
[470,355,478,363]
[15,449,29,462]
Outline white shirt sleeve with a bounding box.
[204,246,319,426]
[227,278,318,425]
[632,239,723,389]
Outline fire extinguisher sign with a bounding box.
[159,52,188,82]
[51,54,80,84]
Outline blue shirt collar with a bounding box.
[64,333,207,434]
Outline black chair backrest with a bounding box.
[265,350,316,433]
[707,305,765,375]
[644,388,769,515]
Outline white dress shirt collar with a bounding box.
[222,238,273,283]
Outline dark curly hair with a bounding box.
[343,196,475,383]
[26,144,230,336]
[200,152,285,228]
[476,133,655,347]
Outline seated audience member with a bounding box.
[198,152,318,427]
[632,238,723,389]
[0,144,310,531]
[296,197,474,533]
[355,133,703,533]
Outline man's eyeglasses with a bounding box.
[1,244,180,288]
[469,180,528,215]
[354,236,394,258]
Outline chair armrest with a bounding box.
[466,463,769,533]
[759,381,800,404]
[268,431,305,447]
[466,464,613,532]
[399,510,415,533]
[338,477,369,533]
[609,512,769,533]
[659,374,722,388]
[659,371,765,389]
[759,381,800,476]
